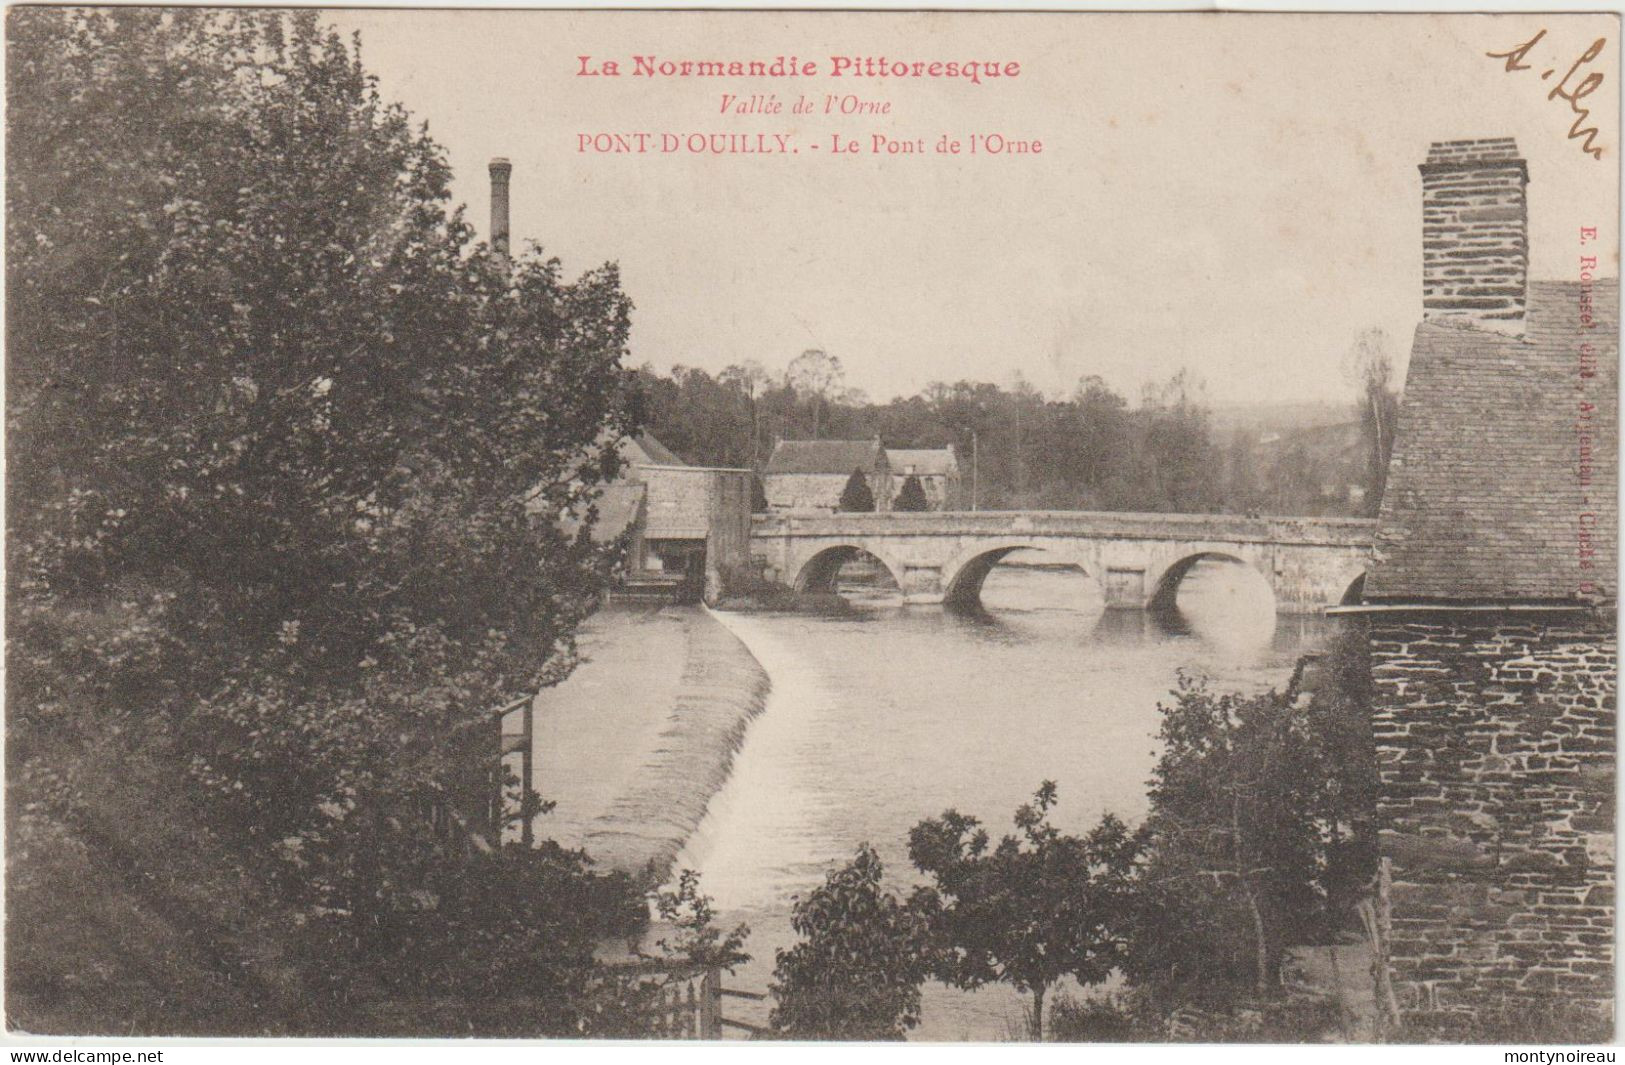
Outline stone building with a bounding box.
[887,447,960,510]
[762,438,892,512]
[1345,138,1617,1034]
[547,432,752,603]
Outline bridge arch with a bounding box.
[792,544,906,596]
[1146,550,1277,621]
[940,542,1094,612]
[1339,570,1368,606]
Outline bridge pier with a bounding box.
[1102,567,1148,609]
[900,564,944,604]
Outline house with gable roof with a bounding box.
[887,447,960,511]
[762,438,892,512]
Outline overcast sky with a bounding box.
[331,11,1618,406]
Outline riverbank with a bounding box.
[533,603,770,884]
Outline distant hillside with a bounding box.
[1208,399,1357,437]
[1228,414,1372,518]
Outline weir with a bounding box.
[532,605,770,881]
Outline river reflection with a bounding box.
[674,559,1331,1040]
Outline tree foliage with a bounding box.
[7,8,645,1032]
[1124,655,1377,1013]
[786,348,844,439]
[893,474,929,512]
[768,845,934,1040]
[637,358,1378,518]
[838,469,876,513]
[909,783,1144,1040]
[579,870,751,1038]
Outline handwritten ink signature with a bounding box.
[1487,30,1607,160]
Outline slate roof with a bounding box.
[622,432,686,467]
[558,483,646,544]
[1364,278,1618,604]
[887,448,959,477]
[764,439,886,476]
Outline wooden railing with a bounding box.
[596,962,768,1039]
[410,693,536,851]
[715,975,769,1037]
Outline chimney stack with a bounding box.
[489,156,512,259]
[1419,138,1528,333]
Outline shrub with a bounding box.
[1124,643,1378,1016]
[768,845,933,1040]
[1047,992,1160,1042]
[894,474,929,511]
[838,469,876,512]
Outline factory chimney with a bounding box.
[489,156,512,259]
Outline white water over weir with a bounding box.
[673,610,839,912]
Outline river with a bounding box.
[670,557,1331,1040]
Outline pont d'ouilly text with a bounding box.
[576,54,1021,85]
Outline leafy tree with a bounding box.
[894,474,929,512]
[768,845,934,1040]
[293,840,646,1034]
[908,783,1144,1040]
[719,360,773,469]
[838,468,875,513]
[1006,372,1044,501]
[637,364,753,468]
[786,348,844,439]
[8,8,642,1031]
[649,869,752,973]
[1263,441,1326,516]
[1124,664,1376,1013]
[1224,430,1263,516]
[1137,370,1221,513]
[635,359,1366,519]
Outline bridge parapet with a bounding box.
[752,510,1376,547]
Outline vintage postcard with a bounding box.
[5,6,1618,1047]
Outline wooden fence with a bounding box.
[599,962,768,1039]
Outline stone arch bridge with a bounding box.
[751,511,1376,613]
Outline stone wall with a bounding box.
[703,469,753,601]
[763,471,891,512]
[641,465,714,539]
[1367,612,1615,1033]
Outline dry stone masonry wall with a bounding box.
[1368,614,1615,1032]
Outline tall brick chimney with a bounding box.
[489,156,512,259]
[1419,138,1528,333]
